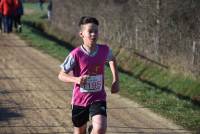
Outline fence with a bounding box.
[51,0,200,77]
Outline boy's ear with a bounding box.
[79,31,84,38]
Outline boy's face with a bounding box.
[79,23,98,46]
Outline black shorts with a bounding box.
[72,101,107,127]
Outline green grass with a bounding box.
[18,3,200,132]
[105,66,200,131]
[19,24,70,60]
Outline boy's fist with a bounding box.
[77,75,89,85]
[111,81,119,93]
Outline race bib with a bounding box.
[80,75,103,93]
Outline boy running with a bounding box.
[58,16,119,134]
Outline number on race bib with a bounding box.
[80,75,103,92]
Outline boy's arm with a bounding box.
[58,53,89,85]
[58,70,88,85]
[109,57,119,93]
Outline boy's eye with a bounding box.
[89,30,98,34]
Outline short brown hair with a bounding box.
[79,16,99,26]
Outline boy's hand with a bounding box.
[111,80,119,94]
[77,75,89,85]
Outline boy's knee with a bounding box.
[74,126,86,134]
[91,114,107,134]
[92,126,106,134]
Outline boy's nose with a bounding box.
[91,32,97,36]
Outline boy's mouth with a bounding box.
[90,38,96,41]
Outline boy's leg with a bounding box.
[89,101,107,134]
[91,115,107,134]
[72,105,89,134]
[74,124,87,134]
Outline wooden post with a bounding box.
[192,40,196,65]
[135,24,138,50]
[154,0,161,61]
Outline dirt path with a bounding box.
[0,34,191,134]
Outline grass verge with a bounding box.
[17,3,200,133]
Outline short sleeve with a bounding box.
[60,53,76,73]
[106,48,114,62]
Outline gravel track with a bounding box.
[0,34,191,134]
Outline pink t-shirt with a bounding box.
[63,44,110,107]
